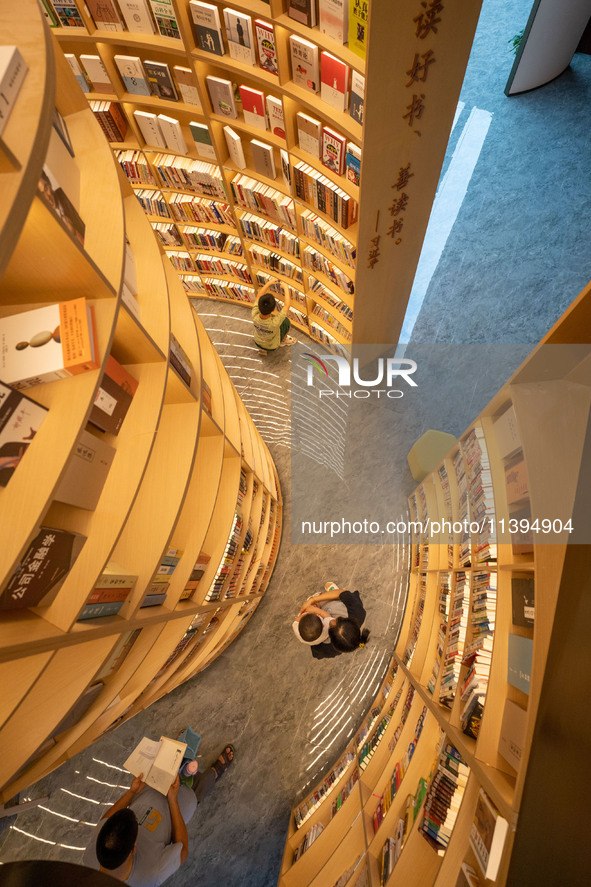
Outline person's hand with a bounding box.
[131,773,146,794]
[167,773,180,802]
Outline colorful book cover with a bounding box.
[290,35,320,93]
[345,141,361,185]
[51,0,85,28]
[255,20,279,76]
[148,0,181,39]
[322,126,346,175]
[143,60,178,101]
[266,96,285,139]
[320,51,350,112]
[349,0,369,59]
[223,8,256,65]
[239,85,267,130]
[189,1,225,56]
[114,55,151,96]
[0,383,48,487]
[206,76,237,118]
[0,526,86,610]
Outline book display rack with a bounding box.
[279,282,591,886]
[40,0,482,349]
[0,1,282,803]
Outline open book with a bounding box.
[124,736,187,795]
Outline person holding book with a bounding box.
[251,279,297,353]
[293,582,370,659]
[82,745,234,885]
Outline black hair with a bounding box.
[298,612,323,642]
[258,293,276,315]
[96,809,138,870]
[329,618,370,653]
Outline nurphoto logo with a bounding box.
[301,352,418,398]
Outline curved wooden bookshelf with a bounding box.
[0,2,281,803]
[279,281,591,887]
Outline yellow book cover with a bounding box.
[349,0,369,59]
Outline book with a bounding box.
[86,0,124,30]
[507,633,533,694]
[498,698,527,772]
[0,383,48,487]
[50,0,84,28]
[55,429,116,511]
[289,35,320,93]
[206,75,237,118]
[124,735,187,794]
[52,682,105,734]
[114,55,151,96]
[45,123,81,206]
[143,60,178,101]
[319,0,348,43]
[86,585,132,604]
[511,576,535,626]
[297,112,322,158]
[251,140,276,179]
[493,403,522,459]
[90,100,128,142]
[322,126,346,175]
[288,0,316,27]
[469,788,509,881]
[223,126,247,169]
[266,96,285,139]
[223,8,256,65]
[346,141,361,185]
[349,0,369,59]
[140,592,168,607]
[320,51,350,112]
[94,629,142,681]
[117,0,156,34]
[189,121,216,159]
[0,526,86,611]
[0,298,97,389]
[93,562,139,589]
[158,115,188,154]
[39,0,59,27]
[78,600,125,620]
[148,0,180,39]
[88,355,139,435]
[239,85,267,130]
[173,66,201,106]
[64,54,89,92]
[349,70,365,125]
[79,54,114,94]
[169,334,193,385]
[254,20,278,76]
[455,862,481,887]
[190,1,225,56]
[504,455,528,504]
[134,110,167,148]
[280,148,291,189]
[0,46,28,137]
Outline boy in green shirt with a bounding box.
[251,280,297,352]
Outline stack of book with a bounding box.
[192,255,251,281]
[302,246,354,294]
[292,161,358,229]
[462,426,497,564]
[248,245,303,282]
[144,547,184,607]
[420,741,469,852]
[402,574,426,666]
[180,551,211,601]
[90,100,128,142]
[459,571,497,738]
[181,227,226,250]
[294,751,355,828]
[231,175,296,228]
[206,513,242,601]
[453,449,471,567]
[300,210,356,267]
[115,149,155,184]
[78,563,138,621]
[439,572,470,707]
[169,334,193,387]
[239,213,300,255]
[153,154,226,198]
[199,280,255,302]
[168,193,235,225]
[427,573,451,694]
[373,706,428,834]
[167,250,195,272]
[292,822,325,864]
[329,766,358,819]
[151,221,183,247]
[437,463,455,567]
[387,685,414,754]
[310,304,351,341]
[135,188,170,217]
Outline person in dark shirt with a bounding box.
[293,582,370,660]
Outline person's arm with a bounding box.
[102,774,146,821]
[167,775,189,865]
[281,282,291,311]
[304,587,345,609]
[256,279,277,298]
[296,603,332,621]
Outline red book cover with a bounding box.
[239,85,267,129]
[322,126,346,176]
[320,51,350,112]
[255,20,278,76]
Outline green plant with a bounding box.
[509,29,525,56]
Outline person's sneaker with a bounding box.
[280,335,297,346]
[324,581,339,592]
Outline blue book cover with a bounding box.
[507,633,533,694]
[78,600,124,620]
[346,151,361,187]
[121,73,151,96]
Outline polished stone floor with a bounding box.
[2,0,591,883]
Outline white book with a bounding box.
[117,0,156,33]
[124,735,187,795]
[266,96,285,139]
[0,46,28,137]
[158,115,188,154]
[223,125,246,169]
[251,140,276,180]
[296,112,322,158]
[173,66,201,106]
[114,55,151,96]
[190,1,225,56]
[79,54,113,94]
[223,8,256,65]
[189,121,217,159]
[239,85,267,130]
[319,0,348,44]
[64,54,89,94]
[134,110,167,148]
[289,35,319,93]
[206,75,237,118]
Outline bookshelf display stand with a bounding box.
[279,281,591,887]
[0,2,281,803]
